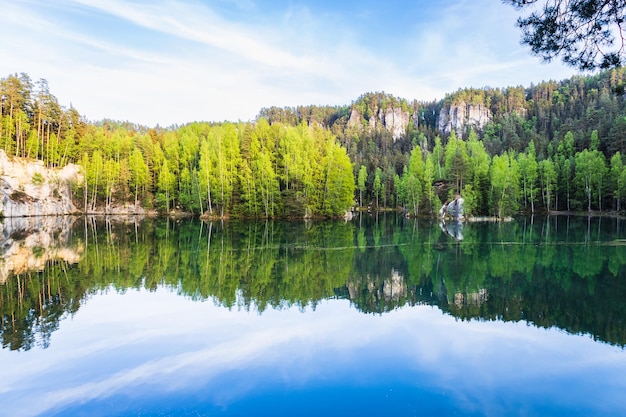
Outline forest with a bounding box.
[3,68,626,217]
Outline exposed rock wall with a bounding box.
[348,106,417,141]
[0,150,81,217]
[438,102,492,136]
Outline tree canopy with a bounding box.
[505,0,626,70]
[6,69,626,218]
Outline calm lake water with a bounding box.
[1,214,626,416]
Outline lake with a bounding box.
[1,214,625,416]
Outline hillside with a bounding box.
[2,68,626,217]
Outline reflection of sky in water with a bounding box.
[2,287,625,416]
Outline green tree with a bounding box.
[432,136,446,179]
[610,152,626,210]
[539,158,557,210]
[209,124,241,217]
[103,158,119,212]
[373,167,382,208]
[157,158,176,211]
[575,149,607,211]
[518,141,539,212]
[129,148,149,207]
[0,73,32,157]
[402,146,424,216]
[556,132,576,211]
[505,0,626,70]
[444,130,469,194]
[315,139,355,216]
[490,152,519,218]
[466,129,491,214]
[423,156,437,214]
[240,128,267,216]
[358,165,367,207]
[87,150,103,211]
[590,129,600,151]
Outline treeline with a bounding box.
[4,69,626,216]
[257,70,626,216]
[0,73,353,217]
[74,120,354,218]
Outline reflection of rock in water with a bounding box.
[347,269,407,304]
[439,220,464,241]
[453,288,488,307]
[383,269,407,302]
[0,216,83,283]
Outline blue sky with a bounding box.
[0,0,578,127]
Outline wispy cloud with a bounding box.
[2,288,619,417]
[0,0,576,125]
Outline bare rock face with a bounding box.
[348,106,417,142]
[0,150,81,217]
[347,108,361,127]
[438,102,492,136]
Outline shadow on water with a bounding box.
[1,213,626,350]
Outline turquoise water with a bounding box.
[1,214,625,416]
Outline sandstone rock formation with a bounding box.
[438,102,492,136]
[0,150,81,217]
[348,106,418,142]
[439,196,465,220]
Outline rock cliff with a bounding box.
[0,150,81,217]
[348,106,417,141]
[438,102,492,136]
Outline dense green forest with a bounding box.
[4,69,626,217]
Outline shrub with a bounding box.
[31,172,44,186]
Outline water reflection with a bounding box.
[2,214,626,416]
[2,288,625,417]
[1,214,626,351]
[0,216,82,283]
[439,219,464,241]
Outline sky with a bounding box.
[0,0,579,127]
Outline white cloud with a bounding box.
[2,288,621,417]
[0,0,577,126]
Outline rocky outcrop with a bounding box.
[439,196,465,220]
[438,102,492,136]
[348,106,417,142]
[0,150,81,217]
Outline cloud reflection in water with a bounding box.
[1,286,625,416]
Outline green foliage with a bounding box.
[539,158,557,210]
[357,165,367,207]
[490,152,519,218]
[401,146,424,216]
[517,141,539,212]
[505,0,626,70]
[31,172,44,186]
[3,215,626,351]
[7,69,626,217]
[575,148,607,211]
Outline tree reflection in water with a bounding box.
[1,213,626,351]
